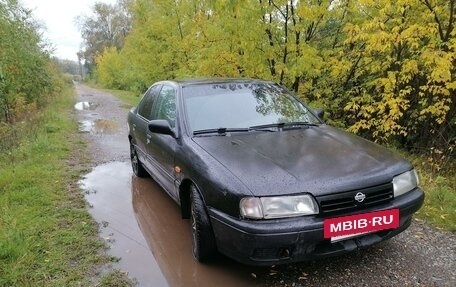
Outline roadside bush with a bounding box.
[0,1,63,151]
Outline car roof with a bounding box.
[167,78,274,86]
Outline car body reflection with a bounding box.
[131,176,265,287]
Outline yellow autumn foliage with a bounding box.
[94,0,455,156]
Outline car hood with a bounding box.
[192,126,412,197]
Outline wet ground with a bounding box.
[74,84,456,287]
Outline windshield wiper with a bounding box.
[193,122,319,136]
[283,121,320,127]
[249,123,284,130]
[193,127,249,136]
[249,121,319,131]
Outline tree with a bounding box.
[55,59,80,75]
[0,0,56,123]
[340,0,455,152]
[92,0,455,156]
[76,0,132,74]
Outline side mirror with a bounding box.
[313,108,324,120]
[148,120,177,138]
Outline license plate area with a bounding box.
[324,209,399,241]
[330,231,370,243]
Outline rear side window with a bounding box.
[138,85,161,120]
[151,85,177,128]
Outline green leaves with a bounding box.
[76,0,131,70]
[330,0,455,157]
[0,0,62,152]
[93,0,455,156]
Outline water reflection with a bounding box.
[79,120,94,133]
[184,82,317,131]
[80,162,168,287]
[74,101,98,110]
[78,119,119,134]
[131,176,266,287]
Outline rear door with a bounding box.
[134,85,161,167]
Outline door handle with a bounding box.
[132,123,136,131]
[146,134,152,144]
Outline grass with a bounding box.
[411,160,456,232]
[0,84,131,286]
[99,270,135,287]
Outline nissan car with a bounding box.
[127,78,424,265]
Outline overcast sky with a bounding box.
[21,0,116,62]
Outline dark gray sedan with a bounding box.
[127,78,424,265]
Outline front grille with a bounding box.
[316,183,393,215]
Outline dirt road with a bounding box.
[74,84,455,287]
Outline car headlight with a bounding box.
[393,169,419,197]
[240,194,319,219]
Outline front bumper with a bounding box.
[208,188,424,266]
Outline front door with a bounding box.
[146,85,179,200]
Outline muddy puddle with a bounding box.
[74,101,98,111]
[78,119,119,134]
[80,161,266,287]
[80,162,167,286]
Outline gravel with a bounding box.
[252,219,456,286]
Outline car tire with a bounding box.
[130,142,148,178]
[190,184,217,262]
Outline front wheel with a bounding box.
[190,185,217,262]
[130,143,148,178]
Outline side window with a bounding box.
[137,85,161,120]
[152,85,177,128]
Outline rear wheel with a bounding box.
[190,184,217,261]
[130,142,148,178]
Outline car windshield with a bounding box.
[182,82,320,132]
